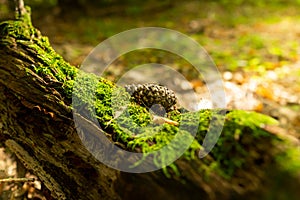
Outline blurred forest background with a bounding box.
[0,0,300,198]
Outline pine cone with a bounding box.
[124,83,177,113]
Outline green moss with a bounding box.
[204,110,278,178]
[0,6,77,101]
[275,141,300,176]
[0,6,34,40]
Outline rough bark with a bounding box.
[0,7,300,200]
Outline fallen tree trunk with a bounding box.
[0,7,300,200]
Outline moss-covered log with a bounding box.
[0,7,300,200]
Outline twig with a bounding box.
[14,0,26,18]
[0,177,35,184]
[152,115,179,126]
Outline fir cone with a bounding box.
[124,83,177,113]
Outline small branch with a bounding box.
[0,177,35,184]
[14,0,26,18]
[152,115,179,126]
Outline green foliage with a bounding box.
[211,0,300,6]
[276,145,300,175]
[226,110,278,132]
[209,110,278,178]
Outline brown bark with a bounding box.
[0,46,118,200]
